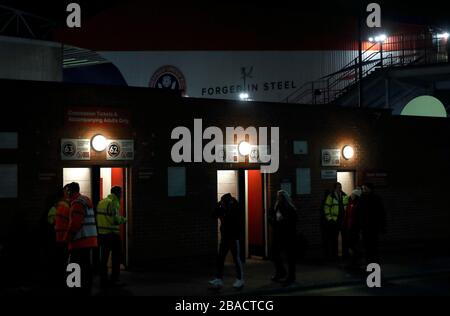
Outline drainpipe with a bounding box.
[385,77,390,109]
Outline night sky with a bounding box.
[1,0,449,27]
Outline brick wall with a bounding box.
[1,79,449,272]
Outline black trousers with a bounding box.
[324,221,340,259]
[362,230,380,264]
[69,248,94,296]
[342,228,361,265]
[54,243,69,290]
[98,234,122,283]
[272,232,296,280]
[216,238,243,280]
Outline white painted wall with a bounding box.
[217,170,239,202]
[63,168,92,199]
[100,167,112,200]
[100,50,360,102]
[0,36,62,82]
[337,171,355,196]
[0,164,17,198]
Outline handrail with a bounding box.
[283,30,444,104]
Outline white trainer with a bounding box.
[208,278,224,288]
[233,279,245,289]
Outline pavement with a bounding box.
[2,251,450,296]
[278,273,450,296]
[92,252,450,296]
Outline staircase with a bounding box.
[283,31,448,105]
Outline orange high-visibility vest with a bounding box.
[67,194,98,250]
[55,200,70,243]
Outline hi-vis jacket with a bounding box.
[55,199,70,243]
[96,194,127,235]
[323,193,349,222]
[66,193,98,250]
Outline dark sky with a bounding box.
[1,0,449,30]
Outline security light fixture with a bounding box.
[368,34,387,43]
[92,134,107,152]
[437,32,449,39]
[238,141,251,156]
[239,92,249,100]
[342,145,354,160]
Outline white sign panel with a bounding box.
[249,145,270,163]
[281,181,292,197]
[216,144,270,163]
[0,164,17,198]
[293,141,308,155]
[61,139,90,160]
[168,167,186,197]
[216,145,239,163]
[249,145,259,163]
[296,168,311,195]
[0,132,18,149]
[321,149,341,166]
[321,169,337,180]
[106,139,134,160]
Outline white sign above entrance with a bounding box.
[321,149,341,166]
[106,139,134,160]
[216,144,270,163]
[321,169,337,180]
[61,139,90,160]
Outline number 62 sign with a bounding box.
[106,139,134,160]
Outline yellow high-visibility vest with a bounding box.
[323,194,349,222]
[96,194,126,235]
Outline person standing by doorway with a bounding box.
[209,193,244,290]
[320,189,331,258]
[65,182,98,296]
[323,182,348,261]
[359,183,386,264]
[96,186,127,287]
[341,188,362,268]
[269,190,298,286]
[39,185,69,290]
[53,184,71,290]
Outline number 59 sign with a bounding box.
[106,139,134,160]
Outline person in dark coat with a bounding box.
[320,189,331,258]
[359,183,386,264]
[269,190,298,285]
[341,188,363,268]
[39,187,66,289]
[208,193,244,289]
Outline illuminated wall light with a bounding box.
[239,92,249,100]
[342,145,354,160]
[374,34,387,43]
[437,32,449,39]
[238,141,251,156]
[92,134,107,152]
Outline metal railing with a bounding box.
[0,5,56,39]
[284,31,449,104]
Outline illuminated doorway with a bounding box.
[99,167,128,267]
[62,167,129,266]
[217,169,268,259]
[336,171,356,257]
